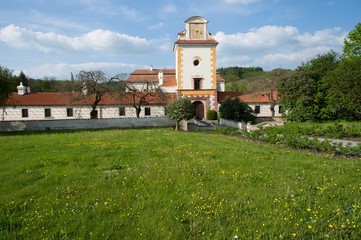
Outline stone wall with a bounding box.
[220,118,246,130]
[0,117,175,132]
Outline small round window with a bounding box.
[193,59,200,66]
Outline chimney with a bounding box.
[82,82,88,95]
[17,82,27,96]
[158,70,164,86]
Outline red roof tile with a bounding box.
[127,69,175,84]
[218,91,279,103]
[128,68,224,83]
[161,79,177,87]
[217,92,243,102]
[217,74,225,82]
[174,39,219,45]
[239,91,279,103]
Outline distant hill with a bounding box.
[217,66,293,92]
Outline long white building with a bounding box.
[2,16,280,122]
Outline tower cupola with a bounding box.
[17,82,27,96]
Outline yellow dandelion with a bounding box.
[307,208,311,212]
[329,224,333,228]
[308,225,312,229]
[292,233,297,237]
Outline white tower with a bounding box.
[174,16,219,119]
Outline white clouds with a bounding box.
[0,22,348,78]
[0,25,169,54]
[0,23,171,79]
[0,0,357,82]
[215,26,299,54]
[296,28,344,47]
[1,23,347,78]
[22,62,141,79]
[214,25,346,69]
[80,29,151,53]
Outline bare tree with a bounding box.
[125,81,165,118]
[264,69,291,117]
[246,68,291,118]
[71,70,127,119]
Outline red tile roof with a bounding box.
[174,39,219,45]
[161,79,177,87]
[6,92,175,106]
[239,91,279,103]
[217,92,244,102]
[218,91,279,103]
[127,69,176,85]
[128,68,225,84]
[216,73,225,82]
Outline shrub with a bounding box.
[215,126,239,136]
[324,122,344,139]
[166,97,194,131]
[206,110,217,120]
[219,97,256,123]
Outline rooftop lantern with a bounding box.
[17,82,27,96]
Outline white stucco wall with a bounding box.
[209,94,217,112]
[1,105,166,121]
[181,46,213,89]
[161,86,177,93]
[2,106,90,120]
[127,83,161,92]
[217,82,225,92]
[127,82,177,94]
[248,103,282,118]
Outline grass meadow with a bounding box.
[1,128,361,239]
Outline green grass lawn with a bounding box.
[1,128,361,239]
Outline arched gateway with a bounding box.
[192,101,204,119]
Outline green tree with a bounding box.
[219,97,255,123]
[17,71,29,86]
[166,97,194,131]
[324,57,361,120]
[279,51,339,122]
[0,66,16,106]
[0,66,17,120]
[31,78,53,92]
[343,23,361,59]
[218,66,264,92]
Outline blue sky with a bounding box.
[0,0,360,79]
